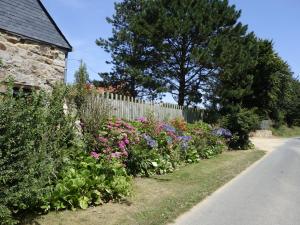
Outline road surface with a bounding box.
[172,138,300,225]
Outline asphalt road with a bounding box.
[173,138,300,225]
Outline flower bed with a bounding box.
[0,85,229,224]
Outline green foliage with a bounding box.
[187,122,226,159]
[79,91,111,147]
[74,62,90,111]
[98,0,251,106]
[223,109,259,149]
[126,143,171,177]
[139,0,252,106]
[96,0,166,100]
[271,125,300,137]
[286,79,300,126]
[0,84,76,224]
[43,153,132,211]
[242,40,295,126]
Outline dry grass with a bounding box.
[23,150,265,225]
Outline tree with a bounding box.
[97,0,166,100]
[241,40,294,126]
[210,33,258,115]
[286,78,300,126]
[75,60,89,85]
[74,61,90,110]
[127,0,254,106]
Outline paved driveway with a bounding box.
[172,138,300,225]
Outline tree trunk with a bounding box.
[178,74,186,106]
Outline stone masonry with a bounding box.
[0,30,67,91]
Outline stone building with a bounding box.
[0,0,72,92]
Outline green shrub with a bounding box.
[187,122,226,159]
[42,152,132,211]
[0,84,76,224]
[127,143,163,177]
[223,108,260,149]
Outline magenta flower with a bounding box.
[124,138,130,145]
[91,151,100,159]
[118,140,126,150]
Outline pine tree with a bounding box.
[75,60,89,85]
[96,0,166,100]
[74,61,90,110]
[241,40,294,125]
[212,33,259,114]
[128,0,253,106]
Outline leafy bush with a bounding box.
[42,152,132,211]
[223,108,260,149]
[126,143,165,176]
[0,85,76,224]
[187,122,226,159]
[171,117,187,132]
[0,80,230,224]
[90,118,139,159]
[79,91,111,136]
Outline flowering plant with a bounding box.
[91,118,139,160]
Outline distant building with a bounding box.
[0,0,72,92]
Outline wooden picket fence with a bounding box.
[97,92,204,123]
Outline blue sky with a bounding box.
[42,0,300,84]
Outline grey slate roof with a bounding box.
[0,0,72,51]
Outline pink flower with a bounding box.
[136,117,147,123]
[111,152,122,159]
[118,141,126,150]
[124,123,135,130]
[124,138,130,145]
[122,151,128,157]
[91,151,100,159]
[97,136,108,143]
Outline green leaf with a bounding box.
[78,196,89,209]
[151,162,158,167]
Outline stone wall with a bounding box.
[250,130,273,138]
[0,30,67,91]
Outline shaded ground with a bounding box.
[173,138,300,225]
[23,150,264,225]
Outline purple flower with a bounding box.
[143,134,158,148]
[162,124,177,133]
[212,128,232,138]
[178,136,192,142]
[178,136,192,151]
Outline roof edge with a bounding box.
[37,0,72,51]
[0,28,71,52]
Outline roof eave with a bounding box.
[37,0,72,51]
[0,28,72,52]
